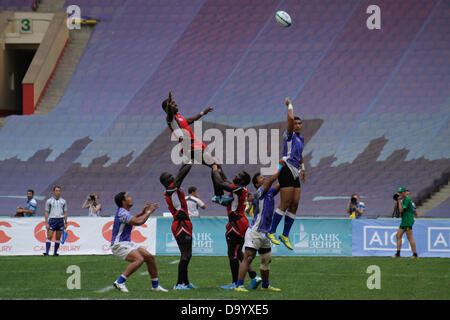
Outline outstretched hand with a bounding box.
[285,97,292,106]
[203,106,214,114]
[145,203,159,214]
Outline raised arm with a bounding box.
[166,91,175,123]
[186,106,214,125]
[211,165,234,193]
[257,160,283,197]
[93,203,102,214]
[174,163,192,189]
[285,97,294,134]
[262,169,282,193]
[82,196,91,209]
[129,203,159,226]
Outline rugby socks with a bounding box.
[235,271,256,287]
[283,211,296,237]
[45,240,51,255]
[117,274,127,284]
[151,278,159,289]
[178,259,190,285]
[54,240,60,255]
[229,259,239,284]
[269,208,285,234]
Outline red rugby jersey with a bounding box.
[164,183,189,219]
[167,113,206,151]
[225,184,249,237]
[227,184,248,217]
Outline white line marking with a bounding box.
[95,285,114,293]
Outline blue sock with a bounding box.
[151,278,159,288]
[117,274,127,284]
[282,211,296,237]
[236,279,244,287]
[270,208,284,234]
[262,280,269,289]
[54,240,60,255]
[45,240,51,254]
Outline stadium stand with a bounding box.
[0,0,448,217]
[1,0,33,12]
[425,197,450,218]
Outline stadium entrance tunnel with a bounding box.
[1,45,36,116]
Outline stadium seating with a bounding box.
[0,0,32,11]
[425,197,450,218]
[0,0,448,217]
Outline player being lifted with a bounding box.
[267,98,306,250]
[211,164,261,289]
[162,91,232,205]
[235,164,284,292]
[160,163,197,290]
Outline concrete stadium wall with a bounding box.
[22,12,68,114]
[0,11,15,114]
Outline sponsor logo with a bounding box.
[428,227,450,252]
[101,221,147,243]
[34,221,80,243]
[164,232,213,253]
[288,223,343,254]
[101,221,114,242]
[0,222,12,243]
[363,226,410,251]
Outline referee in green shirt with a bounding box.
[393,187,418,258]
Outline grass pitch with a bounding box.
[0,255,448,300]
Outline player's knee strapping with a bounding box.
[260,251,272,271]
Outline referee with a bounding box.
[44,186,68,256]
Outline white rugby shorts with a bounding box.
[244,228,271,251]
[111,241,140,260]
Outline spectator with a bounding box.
[185,186,206,218]
[15,189,37,217]
[82,193,102,217]
[346,194,365,219]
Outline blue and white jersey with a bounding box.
[111,207,133,246]
[25,198,37,217]
[282,130,304,173]
[45,197,67,218]
[250,187,277,233]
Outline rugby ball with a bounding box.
[275,10,292,27]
